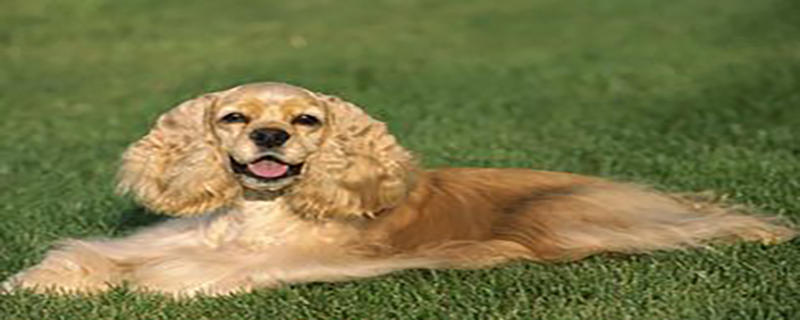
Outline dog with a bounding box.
[3,82,795,297]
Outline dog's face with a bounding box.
[210,85,328,191]
[119,82,416,218]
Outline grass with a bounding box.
[1,0,799,318]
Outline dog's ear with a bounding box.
[117,94,240,215]
[286,94,417,219]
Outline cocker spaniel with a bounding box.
[3,82,796,297]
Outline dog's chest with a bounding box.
[204,200,352,251]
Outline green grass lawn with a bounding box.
[1,0,799,318]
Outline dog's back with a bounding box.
[366,169,795,265]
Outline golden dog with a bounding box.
[3,82,795,297]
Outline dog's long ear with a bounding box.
[287,94,417,219]
[116,94,240,215]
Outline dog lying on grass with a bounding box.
[3,82,795,297]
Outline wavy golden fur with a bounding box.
[3,82,795,297]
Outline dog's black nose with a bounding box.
[249,128,290,148]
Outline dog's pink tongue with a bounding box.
[247,159,288,178]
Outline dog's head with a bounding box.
[118,83,416,219]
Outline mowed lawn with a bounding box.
[1,0,799,319]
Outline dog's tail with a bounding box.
[492,184,797,262]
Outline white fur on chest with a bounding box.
[200,199,351,251]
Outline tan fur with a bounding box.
[116,93,240,215]
[285,93,417,219]
[3,82,795,297]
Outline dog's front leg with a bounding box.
[2,239,132,294]
[2,218,206,295]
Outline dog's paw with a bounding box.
[0,278,17,294]
[2,266,110,295]
[4,249,118,295]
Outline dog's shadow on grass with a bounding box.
[110,207,171,235]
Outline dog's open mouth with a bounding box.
[230,155,303,182]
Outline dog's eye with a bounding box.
[220,112,249,124]
[292,114,321,126]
